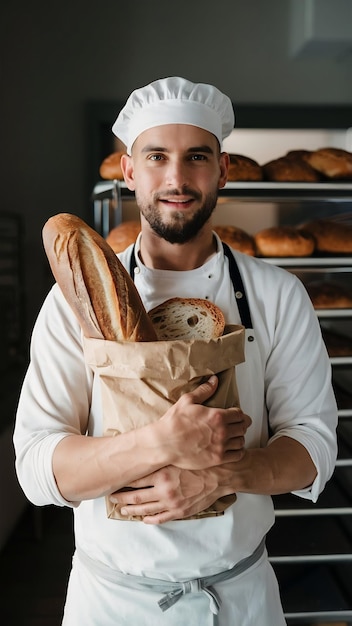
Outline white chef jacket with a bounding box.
[13,233,338,625]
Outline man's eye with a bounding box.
[149,154,163,161]
[191,154,206,161]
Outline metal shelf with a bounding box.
[263,257,352,267]
[270,554,352,564]
[330,356,352,366]
[284,610,352,622]
[275,507,352,517]
[317,309,352,319]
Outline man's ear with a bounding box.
[120,154,135,191]
[218,152,229,189]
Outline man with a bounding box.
[14,77,338,625]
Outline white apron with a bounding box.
[62,243,286,625]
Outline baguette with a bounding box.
[42,213,157,342]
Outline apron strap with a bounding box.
[75,538,265,626]
[222,242,253,329]
[129,244,138,278]
[128,240,253,329]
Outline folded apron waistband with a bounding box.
[75,537,266,625]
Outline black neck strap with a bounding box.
[221,242,253,329]
[129,241,253,329]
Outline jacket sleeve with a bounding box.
[237,254,338,504]
[264,270,338,502]
[13,284,94,507]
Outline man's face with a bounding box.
[121,124,229,244]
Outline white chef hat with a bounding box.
[112,76,235,155]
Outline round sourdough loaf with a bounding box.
[148,298,225,341]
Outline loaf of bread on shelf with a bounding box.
[106,221,141,253]
[254,226,315,257]
[213,225,256,256]
[304,147,352,180]
[262,153,322,182]
[227,154,263,182]
[99,151,125,180]
[305,280,352,309]
[299,219,352,254]
[148,298,225,341]
[42,213,157,342]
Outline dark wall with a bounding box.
[1,0,352,339]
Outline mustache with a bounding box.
[155,186,201,201]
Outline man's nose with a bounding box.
[165,160,188,186]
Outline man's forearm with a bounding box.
[52,424,170,502]
[225,436,317,496]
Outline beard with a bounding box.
[136,186,219,244]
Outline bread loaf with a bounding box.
[99,151,125,180]
[149,298,225,341]
[42,213,157,342]
[214,225,256,256]
[304,147,352,180]
[254,226,315,257]
[106,221,141,253]
[227,154,263,182]
[299,219,352,254]
[263,154,321,182]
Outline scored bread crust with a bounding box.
[148,297,225,341]
[42,213,157,342]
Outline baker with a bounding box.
[14,76,338,625]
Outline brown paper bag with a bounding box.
[83,324,245,521]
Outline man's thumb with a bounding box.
[190,375,218,404]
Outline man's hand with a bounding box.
[157,375,252,470]
[110,463,238,524]
[52,375,251,503]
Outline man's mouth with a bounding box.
[161,197,194,208]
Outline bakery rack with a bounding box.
[91,179,352,624]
